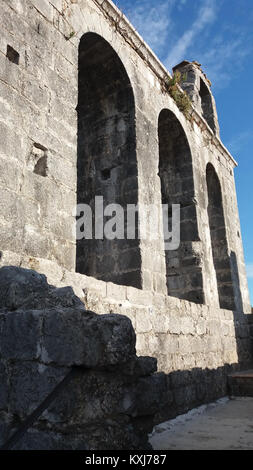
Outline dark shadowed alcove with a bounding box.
[76,33,141,288]
[200,78,216,133]
[158,109,204,303]
[206,163,236,310]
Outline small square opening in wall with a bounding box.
[28,143,48,177]
[6,45,20,65]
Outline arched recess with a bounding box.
[206,163,236,310]
[199,78,216,133]
[76,32,141,288]
[158,109,204,304]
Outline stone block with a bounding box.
[8,362,69,418]
[135,333,149,356]
[49,0,63,12]
[196,318,207,335]
[134,373,167,416]
[50,238,75,271]
[180,317,195,335]
[30,0,54,22]
[63,272,106,300]
[41,311,136,368]
[47,151,76,190]
[207,319,220,336]
[22,79,50,111]
[126,286,153,306]
[178,336,192,355]
[153,272,167,294]
[21,257,64,285]
[151,313,170,334]
[106,282,127,302]
[0,310,43,361]
[0,156,22,192]
[23,225,51,260]
[170,369,192,388]
[142,270,153,291]
[168,317,181,335]
[162,335,179,355]
[174,384,197,408]
[0,250,22,268]
[135,308,152,334]
[0,267,137,368]
[132,356,157,377]
[0,266,84,312]
[0,218,24,253]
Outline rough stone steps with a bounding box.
[228,369,253,397]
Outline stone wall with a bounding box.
[0,267,166,450]
[0,266,252,450]
[62,266,253,420]
[0,0,250,312]
[173,61,220,136]
[0,0,252,440]
[2,258,252,426]
[158,109,204,303]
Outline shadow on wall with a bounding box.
[154,364,242,424]
[150,246,252,423]
[230,251,244,313]
[73,33,252,427]
[206,163,237,311]
[154,314,253,424]
[76,32,141,289]
[158,109,204,305]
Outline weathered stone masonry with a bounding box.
[0,267,164,450]
[0,0,250,308]
[0,0,252,447]
[76,32,140,286]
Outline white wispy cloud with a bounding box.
[177,0,187,11]
[246,264,253,279]
[120,0,176,53]
[117,0,252,92]
[198,34,252,90]
[165,0,217,69]
[226,130,253,155]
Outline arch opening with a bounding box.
[158,109,204,303]
[76,33,141,288]
[200,78,216,133]
[206,163,236,310]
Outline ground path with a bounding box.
[150,397,253,450]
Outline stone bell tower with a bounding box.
[173,60,220,136]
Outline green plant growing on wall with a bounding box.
[164,71,192,120]
[65,31,76,41]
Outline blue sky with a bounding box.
[115,0,253,305]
